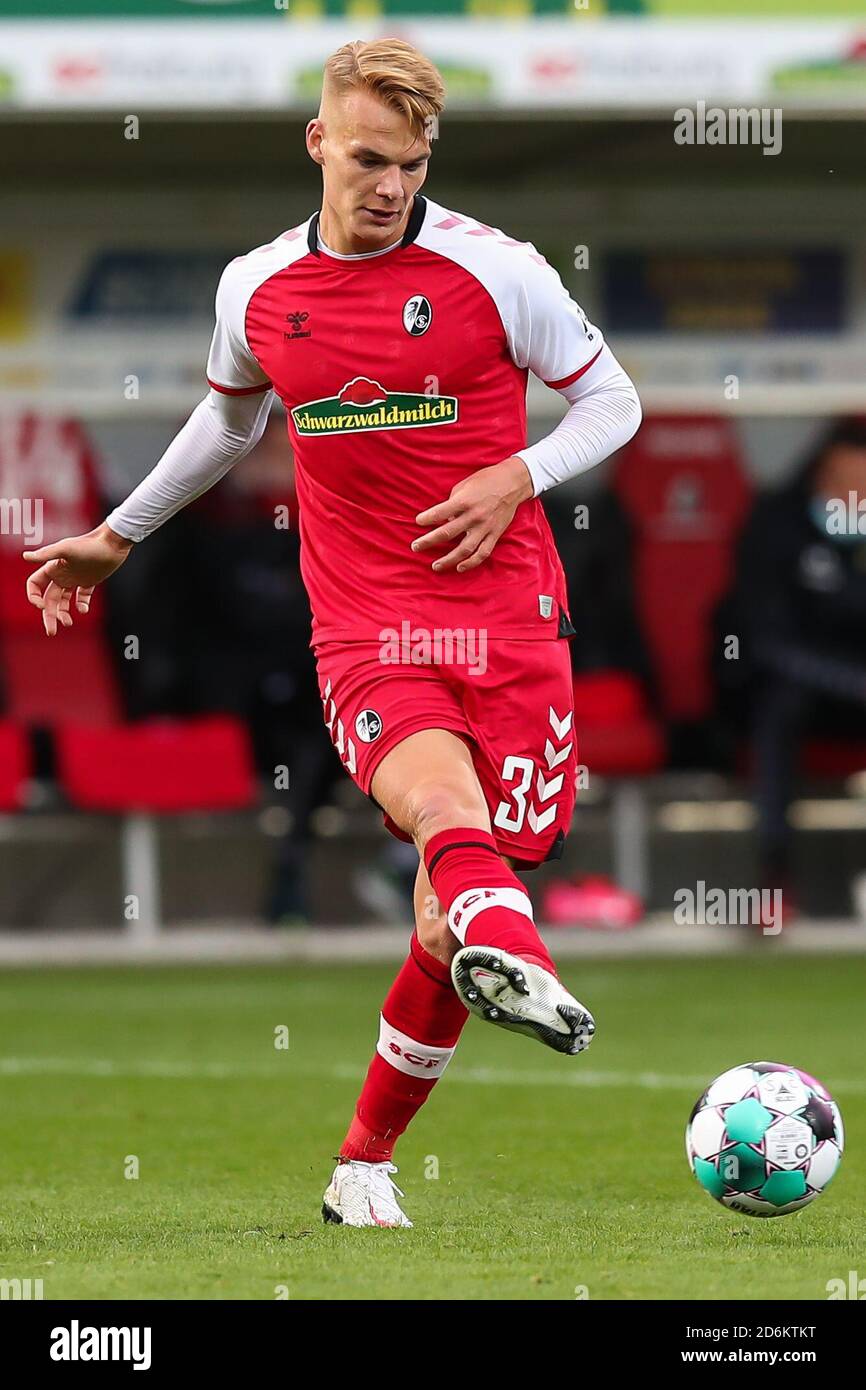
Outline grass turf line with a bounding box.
[0,957,862,1300]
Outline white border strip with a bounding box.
[2,1056,865,1096]
[0,922,864,967]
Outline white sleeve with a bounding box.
[508,248,604,387]
[206,258,272,395]
[104,387,273,543]
[515,344,642,498]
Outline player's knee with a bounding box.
[414,902,454,961]
[407,782,487,852]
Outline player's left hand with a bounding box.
[412,455,533,573]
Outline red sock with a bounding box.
[340,934,469,1164]
[423,827,556,975]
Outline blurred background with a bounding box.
[1,0,866,948]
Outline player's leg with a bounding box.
[372,728,594,1054]
[315,649,553,970]
[322,858,469,1227]
[372,728,559,969]
[316,651,480,1225]
[317,652,590,1227]
[429,639,595,1055]
[341,858,468,1164]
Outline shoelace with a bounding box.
[366,1162,406,1210]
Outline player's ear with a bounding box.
[305,119,325,167]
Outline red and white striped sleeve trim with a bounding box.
[544,345,604,392]
[207,377,272,397]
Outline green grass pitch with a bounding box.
[0,954,862,1301]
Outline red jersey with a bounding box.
[206,196,603,646]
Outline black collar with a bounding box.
[307,194,427,258]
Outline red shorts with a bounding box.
[314,636,577,868]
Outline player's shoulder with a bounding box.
[418,197,558,287]
[215,216,316,312]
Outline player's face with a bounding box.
[307,88,431,253]
[814,444,866,501]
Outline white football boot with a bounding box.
[451,946,595,1055]
[322,1160,413,1228]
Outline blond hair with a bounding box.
[323,39,445,139]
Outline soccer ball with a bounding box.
[685,1061,844,1217]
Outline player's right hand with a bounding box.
[23,523,134,637]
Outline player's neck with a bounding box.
[318,200,411,257]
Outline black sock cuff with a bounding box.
[425,838,500,879]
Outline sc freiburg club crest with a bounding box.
[403,295,432,336]
[355,710,383,743]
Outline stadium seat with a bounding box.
[612,415,753,724]
[55,716,258,937]
[571,669,665,899]
[0,413,120,727]
[803,741,866,779]
[572,670,665,777]
[0,414,107,628]
[0,719,32,811]
[0,629,121,727]
[55,715,257,813]
[588,417,752,895]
